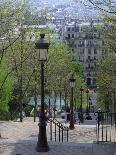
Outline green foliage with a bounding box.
[0,63,13,112]
[0,109,11,120]
[96,15,116,111]
[101,15,116,53]
[71,60,83,77]
[0,0,86,120]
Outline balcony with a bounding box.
[86,43,95,47]
[78,44,85,47]
[86,58,98,62]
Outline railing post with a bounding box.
[97,112,100,143]
[48,118,69,143]
[67,128,68,142]
[101,114,103,142]
[50,121,52,141]
[106,113,108,142]
[55,123,56,141]
[110,113,112,142]
[114,112,116,142]
[62,127,63,142]
[59,124,61,142]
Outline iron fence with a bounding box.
[96,112,116,143]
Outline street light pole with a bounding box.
[34,85,37,122]
[69,75,76,130]
[35,34,50,152]
[48,93,51,116]
[86,89,89,115]
[80,86,84,114]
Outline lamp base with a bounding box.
[69,126,75,130]
[36,142,49,152]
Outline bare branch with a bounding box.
[88,0,116,14]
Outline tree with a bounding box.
[45,42,86,110]
[0,63,13,112]
[96,15,116,111]
[0,0,37,120]
[0,0,87,120]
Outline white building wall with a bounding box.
[62,21,103,87]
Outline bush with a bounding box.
[0,110,11,120]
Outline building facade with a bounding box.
[62,21,103,88]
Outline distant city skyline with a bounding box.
[28,0,100,21]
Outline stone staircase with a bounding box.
[0,139,116,155]
[0,117,115,155]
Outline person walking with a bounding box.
[66,106,70,122]
[44,110,49,125]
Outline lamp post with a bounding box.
[35,34,50,152]
[86,89,89,115]
[52,91,56,118]
[112,74,116,113]
[69,74,76,130]
[80,86,84,114]
[48,92,51,116]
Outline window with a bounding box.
[94,48,97,54]
[88,49,91,54]
[94,63,96,67]
[72,34,74,38]
[72,27,74,31]
[80,49,84,54]
[87,78,91,85]
[68,34,70,38]
[102,40,104,45]
[88,56,91,60]
[67,28,70,31]
[87,41,93,46]
[79,41,84,47]
[75,26,79,32]
[82,49,84,54]
[94,56,96,60]
[88,64,90,68]
[94,34,96,38]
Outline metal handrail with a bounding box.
[48,118,69,142]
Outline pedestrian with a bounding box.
[97,107,101,112]
[66,106,70,122]
[78,113,84,124]
[45,110,49,125]
[36,107,41,117]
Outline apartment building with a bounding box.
[62,21,102,88]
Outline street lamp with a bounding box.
[69,74,76,130]
[52,91,56,118]
[35,34,50,152]
[112,74,116,113]
[86,89,89,115]
[80,86,84,114]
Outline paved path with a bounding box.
[0,140,116,155]
[0,117,115,155]
[0,140,93,155]
[0,117,97,142]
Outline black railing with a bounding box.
[48,118,69,142]
[96,112,116,143]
